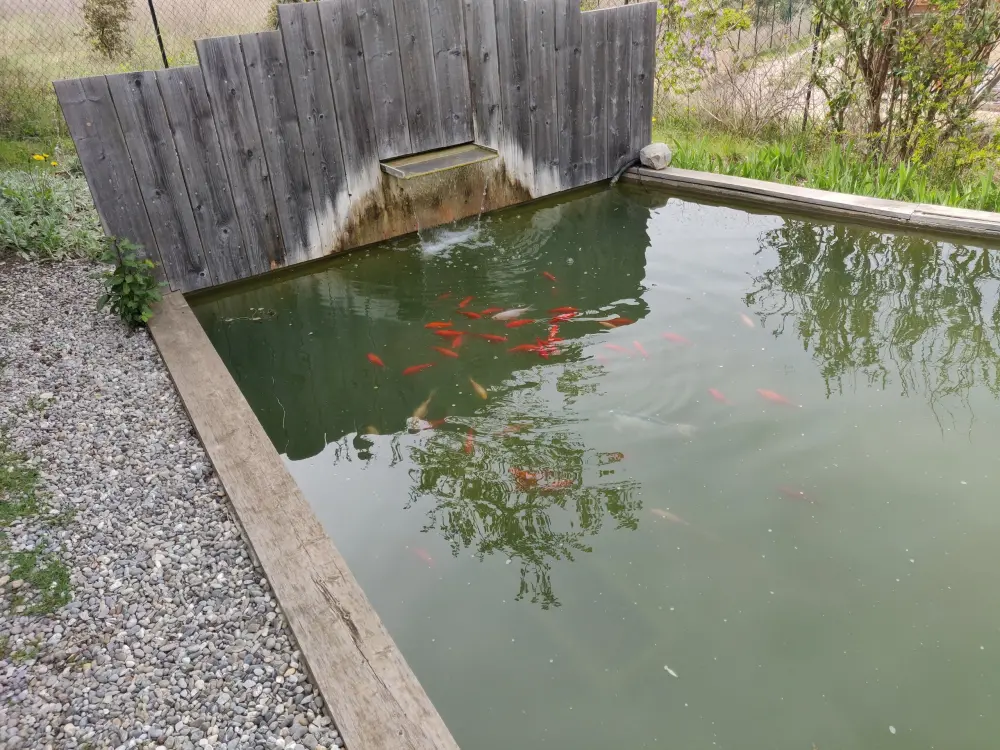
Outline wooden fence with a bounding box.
[54,0,656,293]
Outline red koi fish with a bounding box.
[598,321,615,329]
[604,343,629,354]
[459,311,481,319]
[425,418,448,430]
[366,353,385,367]
[778,486,812,502]
[550,312,577,323]
[509,343,539,353]
[402,363,434,376]
[434,329,464,338]
[757,388,794,405]
[477,333,508,343]
[662,332,691,345]
[458,296,475,308]
[451,335,464,350]
[432,346,459,359]
[438,292,451,300]
[480,307,503,315]
[464,428,475,454]
[633,341,649,358]
[547,325,560,340]
[510,468,544,489]
[412,547,434,566]
[425,321,453,329]
[549,306,578,314]
[708,388,729,404]
[505,319,535,328]
[608,317,634,327]
[542,271,557,282]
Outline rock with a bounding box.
[640,142,672,170]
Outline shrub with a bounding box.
[0,171,104,260]
[97,238,164,327]
[82,0,135,61]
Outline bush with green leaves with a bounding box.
[0,171,104,260]
[97,239,164,328]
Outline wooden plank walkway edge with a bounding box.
[625,166,1000,240]
[148,291,460,750]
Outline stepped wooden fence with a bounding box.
[54,0,655,293]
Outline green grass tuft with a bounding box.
[0,436,40,526]
[6,546,72,614]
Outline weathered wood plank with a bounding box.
[241,30,320,265]
[156,66,251,286]
[527,0,559,195]
[148,292,462,750]
[53,76,162,275]
[279,2,349,252]
[629,2,656,154]
[357,0,412,159]
[462,0,502,148]
[106,71,211,292]
[605,7,632,177]
[196,35,282,273]
[555,0,584,189]
[393,0,443,153]
[317,0,380,196]
[495,0,534,191]
[429,0,473,146]
[581,8,609,182]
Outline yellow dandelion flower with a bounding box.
[32,154,44,161]
[43,153,50,158]
[51,161,58,167]
[652,117,657,123]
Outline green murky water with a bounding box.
[192,185,1000,750]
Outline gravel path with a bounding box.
[0,259,343,750]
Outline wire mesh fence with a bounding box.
[1,0,276,139]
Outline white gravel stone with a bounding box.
[0,258,344,749]
[640,142,673,170]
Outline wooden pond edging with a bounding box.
[147,291,460,750]
[625,166,1000,240]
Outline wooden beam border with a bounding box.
[625,166,1000,240]
[148,291,460,750]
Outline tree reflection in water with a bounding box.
[403,364,640,609]
[747,220,1000,423]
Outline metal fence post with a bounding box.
[147,0,170,68]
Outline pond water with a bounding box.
[192,185,1000,750]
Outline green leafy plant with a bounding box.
[0,171,104,260]
[97,238,164,327]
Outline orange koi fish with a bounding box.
[598,321,615,329]
[633,341,649,358]
[708,388,728,404]
[469,377,488,399]
[662,332,692,345]
[480,307,503,315]
[432,346,459,358]
[464,428,475,454]
[434,329,464,338]
[542,271,557,282]
[438,292,451,300]
[539,479,573,492]
[510,468,544,489]
[458,296,475,308]
[459,310,482,319]
[597,451,625,464]
[425,321,453,329]
[550,312,577,323]
[609,317,634,327]
[505,319,535,328]
[412,547,434,566]
[604,343,629,354]
[757,388,794,405]
[477,333,508,343]
[547,325,560,340]
[450,335,464,349]
[549,306,578,314]
[402,363,434,376]
[366,353,385,367]
[508,343,538,353]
